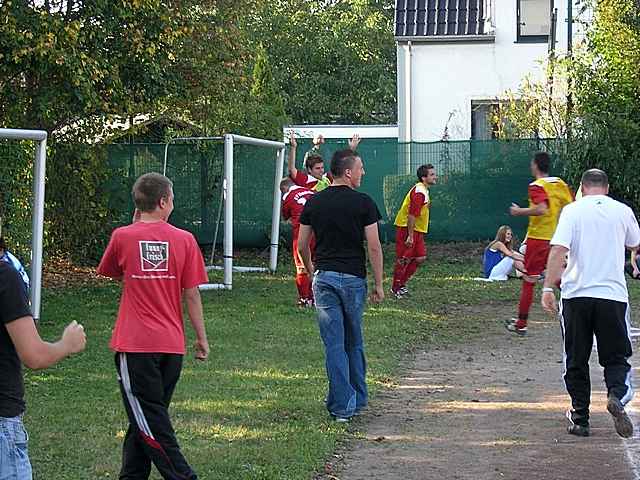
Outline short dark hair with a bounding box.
[532,151,550,174]
[279,177,294,190]
[330,149,359,178]
[132,173,173,212]
[304,152,324,170]
[581,168,608,188]
[417,164,435,181]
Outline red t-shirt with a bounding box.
[281,185,315,229]
[97,221,208,354]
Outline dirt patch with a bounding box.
[43,257,108,289]
[319,303,638,480]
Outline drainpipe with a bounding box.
[405,40,412,143]
[404,41,412,173]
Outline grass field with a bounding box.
[24,243,640,479]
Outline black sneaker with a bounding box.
[607,395,634,438]
[566,410,590,437]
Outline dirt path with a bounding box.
[321,303,639,480]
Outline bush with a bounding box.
[46,144,115,264]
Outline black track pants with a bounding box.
[115,352,197,480]
[560,297,633,422]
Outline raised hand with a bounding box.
[312,134,324,147]
[349,134,361,151]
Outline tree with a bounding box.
[246,0,397,125]
[491,58,573,140]
[248,43,288,138]
[567,0,640,206]
[0,1,192,140]
[491,0,640,211]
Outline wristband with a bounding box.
[542,287,554,293]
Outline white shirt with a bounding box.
[551,194,640,302]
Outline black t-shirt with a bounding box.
[300,185,381,278]
[0,262,32,417]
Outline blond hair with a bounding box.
[488,225,514,250]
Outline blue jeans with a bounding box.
[0,415,32,480]
[313,270,368,418]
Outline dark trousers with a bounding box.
[560,297,633,425]
[115,352,197,480]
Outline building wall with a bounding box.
[398,1,574,142]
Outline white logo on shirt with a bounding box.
[139,241,169,271]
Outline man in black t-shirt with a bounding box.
[0,263,86,479]
[298,148,384,422]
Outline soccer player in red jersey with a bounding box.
[280,177,316,306]
[98,172,209,480]
[507,152,573,336]
[391,164,437,298]
[287,131,361,192]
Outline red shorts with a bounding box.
[523,238,550,276]
[395,227,427,260]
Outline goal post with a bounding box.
[0,128,47,321]
[162,133,286,291]
[204,133,286,290]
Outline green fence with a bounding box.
[103,138,567,247]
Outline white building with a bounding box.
[395,0,582,142]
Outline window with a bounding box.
[471,101,500,140]
[517,0,552,43]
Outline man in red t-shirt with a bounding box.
[280,177,316,306]
[98,172,209,480]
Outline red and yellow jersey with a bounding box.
[527,177,573,240]
[394,182,431,233]
[291,171,332,192]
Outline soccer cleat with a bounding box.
[390,288,404,299]
[566,410,590,437]
[506,322,527,336]
[607,395,634,438]
[398,286,409,296]
[504,317,518,327]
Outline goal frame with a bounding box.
[163,133,285,290]
[0,128,47,321]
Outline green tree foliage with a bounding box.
[492,1,640,209]
[247,44,288,138]
[567,0,640,205]
[0,142,35,261]
[247,0,397,125]
[0,0,398,264]
[491,58,572,139]
[168,1,256,138]
[0,0,192,140]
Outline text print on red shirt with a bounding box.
[139,241,170,271]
